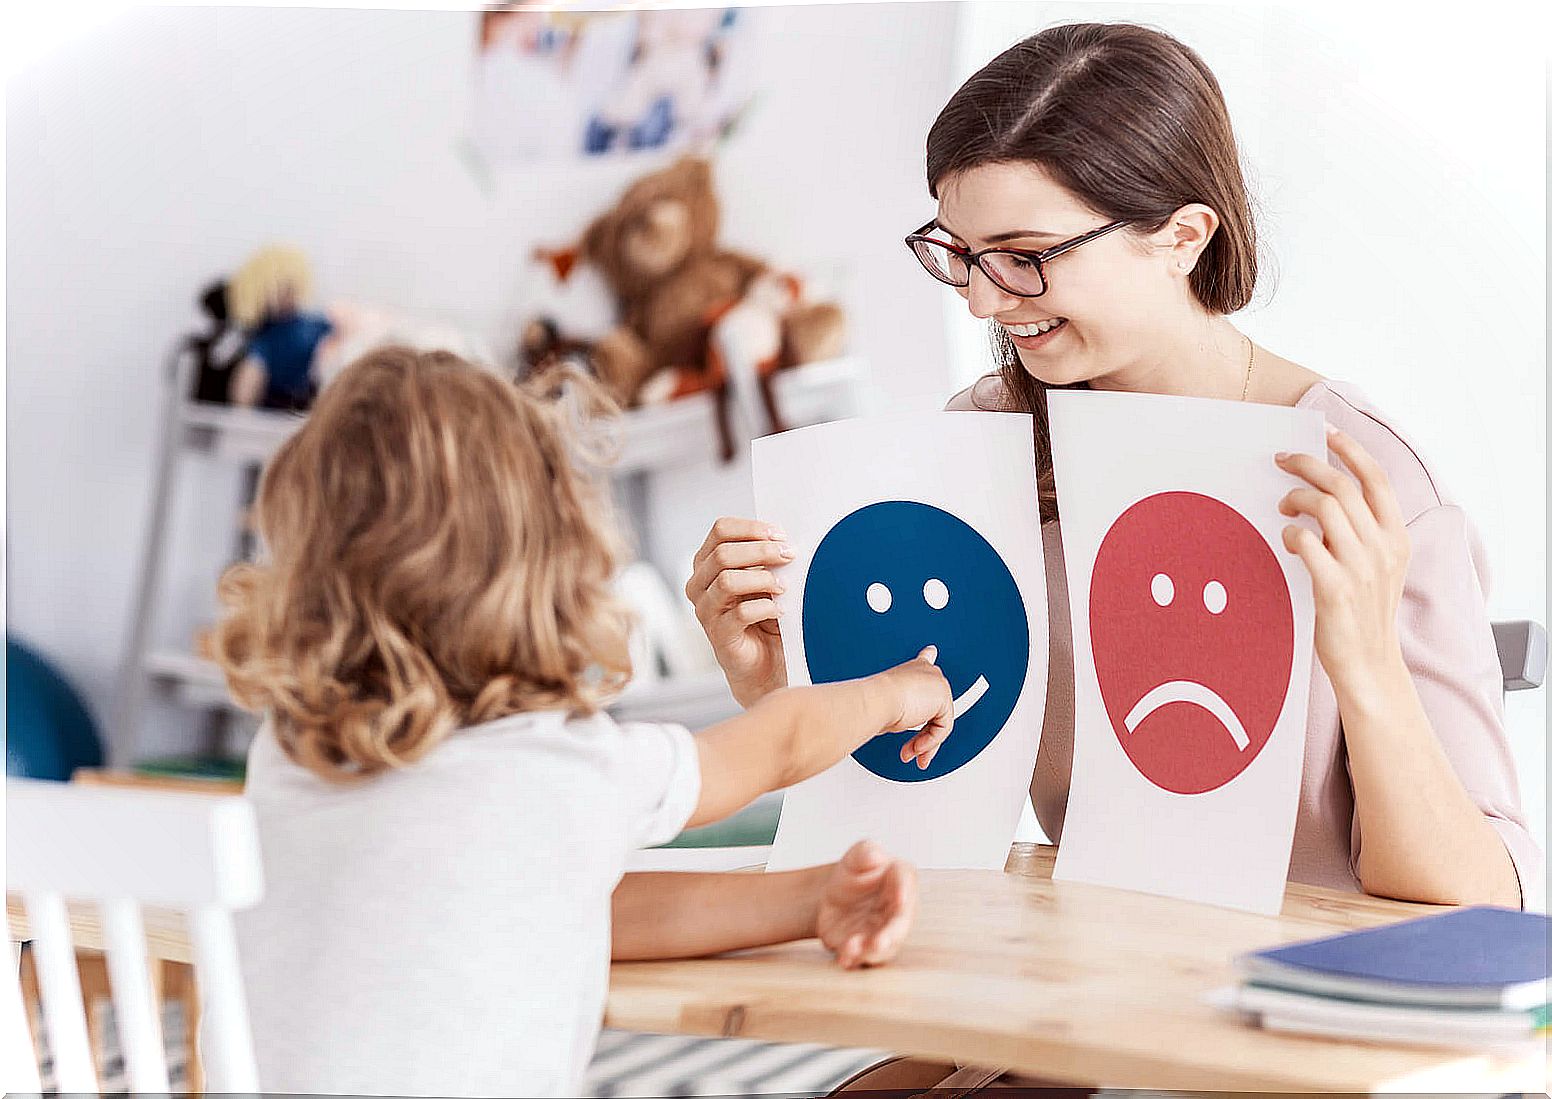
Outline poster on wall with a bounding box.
[752,412,1048,872]
[471,4,757,167]
[1047,389,1325,915]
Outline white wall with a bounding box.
[5,3,961,758]
[953,2,1547,883]
[10,1,1542,889]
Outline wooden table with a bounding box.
[603,845,1548,1093]
[11,844,1547,1093]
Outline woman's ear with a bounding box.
[1165,202,1220,274]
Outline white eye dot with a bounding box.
[923,578,949,610]
[1150,573,1174,607]
[866,582,893,613]
[1203,580,1228,615]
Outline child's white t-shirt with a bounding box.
[234,708,701,1097]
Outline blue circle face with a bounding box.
[802,501,1030,782]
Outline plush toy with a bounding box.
[320,301,493,388]
[227,245,340,411]
[181,280,249,405]
[514,245,618,392]
[530,155,845,459]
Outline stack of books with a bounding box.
[1218,906,1550,1049]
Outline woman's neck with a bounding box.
[1088,313,1254,401]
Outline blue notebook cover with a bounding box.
[1246,906,1550,990]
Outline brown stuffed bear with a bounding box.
[576,156,845,459]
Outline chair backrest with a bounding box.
[4,778,264,1093]
[1493,620,1548,693]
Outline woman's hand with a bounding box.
[865,647,955,769]
[686,517,793,707]
[816,840,918,969]
[1276,425,1411,693]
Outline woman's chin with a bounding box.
[1015,348,1092,388]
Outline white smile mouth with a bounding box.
[1005,318,1067,338]
[953,675,989,719]
[1123,680,1250,751]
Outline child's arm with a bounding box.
[685,647,953,829]
[613,840,915,968]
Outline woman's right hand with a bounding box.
[686,517,794,708]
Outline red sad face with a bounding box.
[1089,492,1293,795]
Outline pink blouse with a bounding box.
[947,374,1542,906]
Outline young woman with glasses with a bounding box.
[685,22,1535,986]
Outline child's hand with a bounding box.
[867,648,954,770]
[816,840,917,969]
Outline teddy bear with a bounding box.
[522,156,845,459]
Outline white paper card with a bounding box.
[1048,389,1325,914]
[752,412,1048,871]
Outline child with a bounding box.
[208,346,954,1097]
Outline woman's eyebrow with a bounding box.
[989,228,1064,244]
[935,218,1063,245]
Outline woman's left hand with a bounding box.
[1276,425,1411,690]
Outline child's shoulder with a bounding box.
[248,708,692,789]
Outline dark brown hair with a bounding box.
[926,22,1260,517]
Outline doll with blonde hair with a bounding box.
[209,345,954,1097]
[226,243,338,409]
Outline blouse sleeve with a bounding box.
[1346,502,1543,908]
[944,372,1010,412]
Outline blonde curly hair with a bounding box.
[207,346,633,780]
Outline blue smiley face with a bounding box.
[802,500,1030,782]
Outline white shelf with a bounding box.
[609,669,741,729]
[176,355,867,476]
[143,649,237,711]
[179,402,308,465]
[144,648,740,730]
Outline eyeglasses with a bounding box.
[905,218,1132,298]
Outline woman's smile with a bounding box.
[1003,317,1069,350]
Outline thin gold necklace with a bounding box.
[1241,335,1257,401]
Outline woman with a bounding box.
[686,23,1539,1091]
[689,23,1537,905]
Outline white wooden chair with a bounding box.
[4,778,264,1093]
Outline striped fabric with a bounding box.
[584,1029,885,1097]
[30,1006,1529,1098]
[30,1004,886,1097]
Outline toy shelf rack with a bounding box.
[171,354,865,475]
[110,352,869,767]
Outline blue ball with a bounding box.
[5,637,103,781]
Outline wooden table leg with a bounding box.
[162,960,203,1093]
[17,944,41,1063]
[76,950,110,1078]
